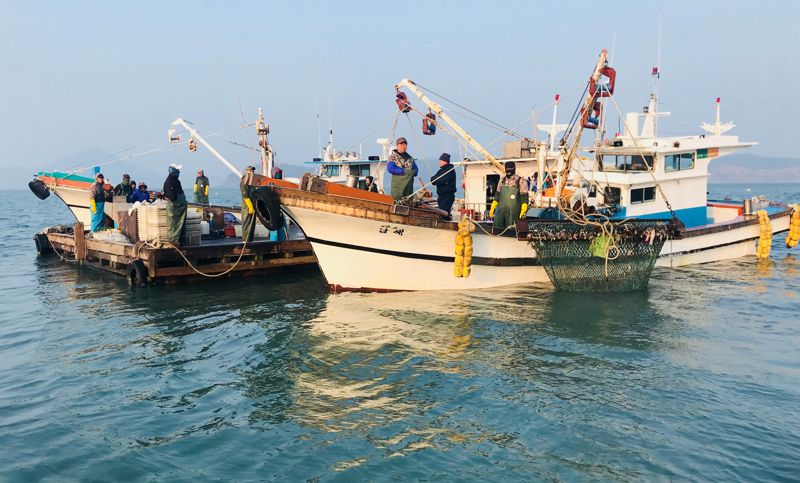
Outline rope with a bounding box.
[52,124,250,177]
[45,231,78,263]
[137,236,252,278]
[604,92,679,221]
[340,112,401,154]
[414,82,523,138]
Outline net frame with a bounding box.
[526,219,673,292]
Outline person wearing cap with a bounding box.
[430,152,457,217]
[240,166,257,242]
[163,163,187,245]
[89,173,108,232]
[490,161,529,229]
[386,137,418,201]
[113,174,133,198]
[129,182,155,203]
[193,169,210,205]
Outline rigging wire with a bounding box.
[414,82,521,136]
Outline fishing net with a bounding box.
[525,219,673,292]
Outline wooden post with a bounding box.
[74,222,86,261]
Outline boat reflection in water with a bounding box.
[239,290,480,458]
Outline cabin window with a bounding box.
[665,152,695,172]
[602,154,654,172]
[349,163,371,177]
[630,186,656,204]
[321,165,340,177]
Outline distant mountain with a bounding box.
[2,146,116,189]
[708,154,800,183]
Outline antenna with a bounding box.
[236,93,257,166]
[654,7,663,105]
[701,97,735,135]
[316,112,322,156]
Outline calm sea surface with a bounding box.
[1,184,799,481]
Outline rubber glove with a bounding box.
[193,184,199,193]
[489,200,498,218]
[90,199,97,213]
[519,202,528,218]
[244,198,255,214]
[204,185,209,196]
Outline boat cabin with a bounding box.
[306,134,388,191]
[584,99,756,228]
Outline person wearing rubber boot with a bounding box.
[89,173,107,232]
[387,137,418,201]
[431,152,456,218]
[163,163,187,246]
[193,169,210,205]
[490,161,529,230]
[240,166,257,243]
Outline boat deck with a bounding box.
[39,222,318,285]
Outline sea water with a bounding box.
[0,184,798,481]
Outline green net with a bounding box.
[526,219,672,292]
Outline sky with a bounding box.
[1,0,798,187]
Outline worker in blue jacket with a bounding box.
[387,137,418,201]
[129,182,155,203]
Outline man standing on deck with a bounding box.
[89,173,107,232]
[162,163,187,246]
[490,161,529,230]
[240,166,257,243]
[193,169,210,205]
[387,137,418,201]
[113,174,132,198]
[430,152,456,218]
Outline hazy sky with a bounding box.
[1,0,797,185]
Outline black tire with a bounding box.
[251,187,285,230]
[127,259,148,287]
[34,233,52,256]
[29,179,50,200]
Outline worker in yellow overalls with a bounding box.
[239,166,257,242]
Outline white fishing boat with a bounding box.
[244,50,796,292]
[304,129,389,191]
[28,111,286,228]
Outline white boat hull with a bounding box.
[658,214,790,267]
[283,206,547,291]
[284,205,791,291]
[50,185,93,226]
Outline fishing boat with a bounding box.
[28,112,287,227]
[245,50,796,292]
[302,129,390,191]
[29,171,101,226]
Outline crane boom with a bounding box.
[170,118,242,177]
[395,79,505,174]
[558,49,608,198]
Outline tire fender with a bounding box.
[127,259,148,287]
[251,187,285,231]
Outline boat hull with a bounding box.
[283,203,791,292]
[51,185,93,226]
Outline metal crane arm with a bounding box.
[170,118,242,177]
[395,79,505,174]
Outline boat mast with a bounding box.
[169,118,242,177]
[558,49,609,198]
[395,78,505,174]
[256,108,274,176]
